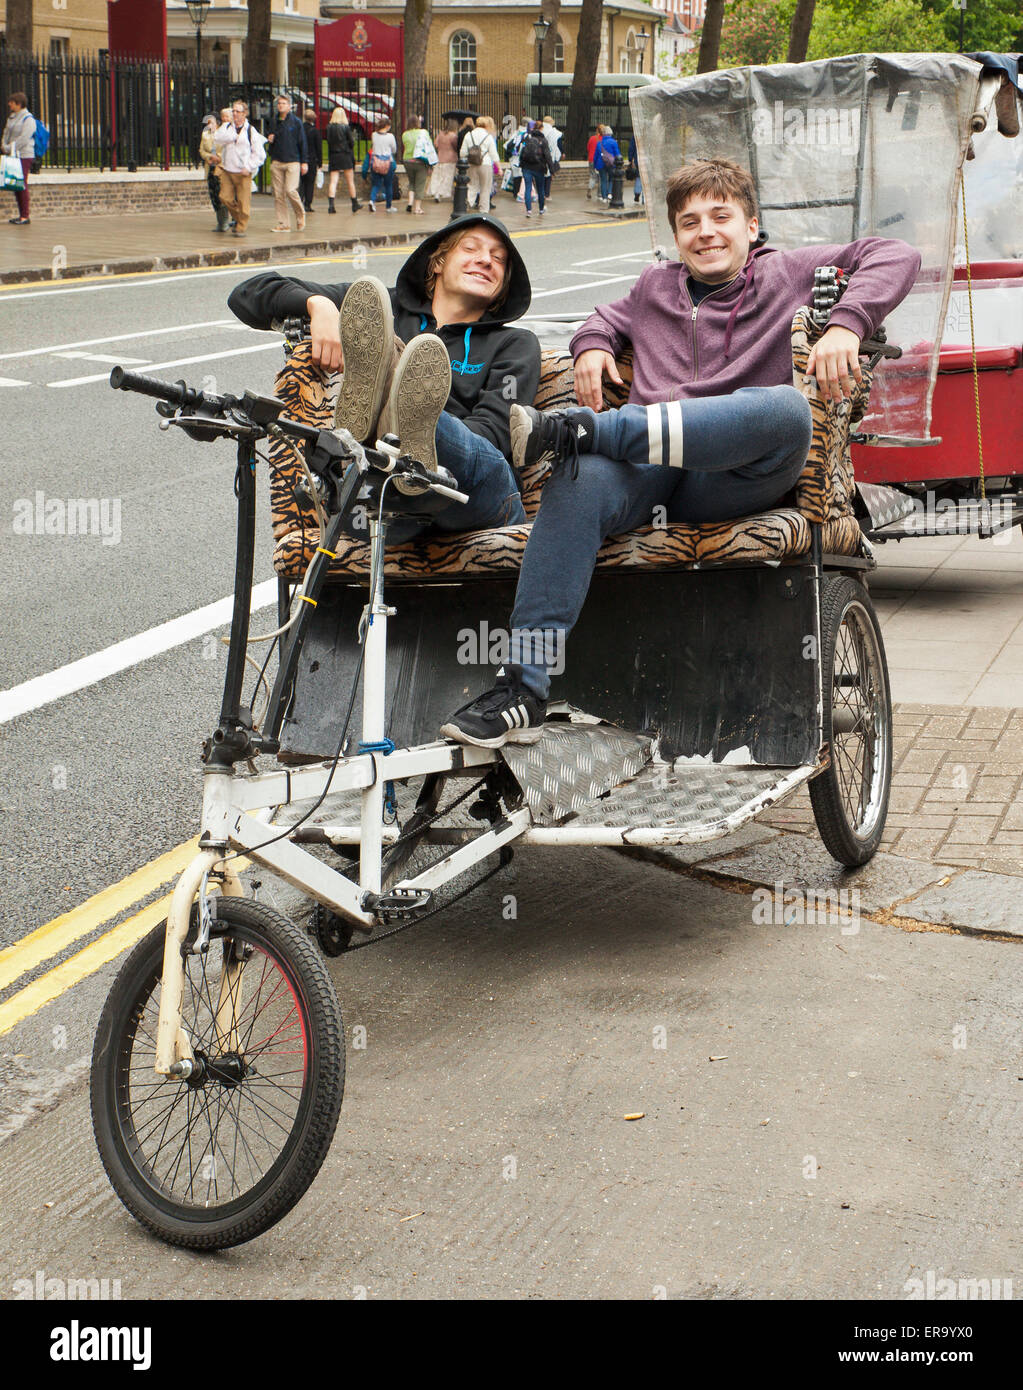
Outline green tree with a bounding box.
[806,0,950,58]
[926,0,1023,51]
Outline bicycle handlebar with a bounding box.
[109,366,227,411]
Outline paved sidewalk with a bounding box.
[0,186,640,285]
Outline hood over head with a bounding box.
[394,213,531,324]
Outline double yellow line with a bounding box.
[0,839,200,1037]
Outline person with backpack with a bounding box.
[2,92,37,224]
[214,99,267,237]
[518,120,553,219]
[541,115,562,201]
[594,124,620,202]
[460,116,499,215]
[199,110,231,232]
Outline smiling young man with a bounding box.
[228,214,539,541]
[440,158,921,748]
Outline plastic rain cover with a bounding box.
[629,53,995,441]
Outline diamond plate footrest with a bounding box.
[527,760,817,844]
[499,722,653,825]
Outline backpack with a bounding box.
[522,132,545,166]
[33,119,50,157]
[466,133,484,166]
[371,151,392,175]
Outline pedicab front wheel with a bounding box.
[809,574,893,867]
[91,896,345,1250]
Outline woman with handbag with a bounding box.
[2,92,36,225]
[326,108,361,214]
[401,114,433,216]
[368,118,398,213]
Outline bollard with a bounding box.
[450,156,470,220]
[609,154,625,210]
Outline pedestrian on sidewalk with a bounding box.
[401,113,433,215]
[628,133,643,205]
[461,116,498,215]
[541,115,562,202]
[2,92,36,224]
[594,125,620,202]
[326,107,360,213]
[430,118,458,202]
[199,111,230,232]
[300,108,321,213]
[267,93,308,232]
[367,118,397,214]
[586,124,602,200]
[214,99,266,237]
[518,120,552,219]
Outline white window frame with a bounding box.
[449,29,477,90]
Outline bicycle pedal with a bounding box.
[362,887,434,916]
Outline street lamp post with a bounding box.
[186,0,212,68]
[636,27,649,75]
[533,14,551,107]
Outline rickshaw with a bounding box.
[90,51,1006,1251]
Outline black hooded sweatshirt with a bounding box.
[227,214,540,463]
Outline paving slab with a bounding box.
[689,834,947,915]
[897,869,1023,936]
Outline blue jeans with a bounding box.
[508,385,812,697]
[346,410,526,545]
[598,165,612,198]
[521,168,544,212]
[369,168,392,207]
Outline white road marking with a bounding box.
[0,376,30,386]
[0,255,368,301]
[572,249,655,267]
[530,274,639,299]
[47,340,281,388]
[0,320,242,361]
[54,352,152,365]
[0,580,279,726]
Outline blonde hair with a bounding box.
[425,226,512,310]
[329,107,348,126]
[476,115,496,135]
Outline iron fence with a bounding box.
[0,53,626,171]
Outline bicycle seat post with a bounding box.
[359,516,395,900]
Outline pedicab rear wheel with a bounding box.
[91,896,344,1250]
[809,574,892,866]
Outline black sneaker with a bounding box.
[509,404,595,481]
[439,666,547,748]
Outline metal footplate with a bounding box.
[514,759,819,847]
[498,721,653,824]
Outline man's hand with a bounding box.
[574,349,624,412]
[307,294,343,373]
[300,163,308,175]
[806,326,863,403]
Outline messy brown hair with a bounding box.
[665,158,759,229]
[424,226,512,311]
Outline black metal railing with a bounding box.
[0,53,627,171]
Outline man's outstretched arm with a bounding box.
[227,272,352,371]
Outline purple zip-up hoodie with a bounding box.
[569,238,921,406]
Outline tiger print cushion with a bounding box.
[269,322,869,582]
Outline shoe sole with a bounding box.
[335,276,394,442]
[508,403,537,476]
[439,722,545,749]
[387,335,451,471]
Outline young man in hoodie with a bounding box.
[440,158,921,748]
[228,214,539,542]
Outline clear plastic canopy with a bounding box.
[630,53,1020,439]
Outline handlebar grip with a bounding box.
[109,366,189,404]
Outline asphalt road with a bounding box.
[2,218,1019,1305]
